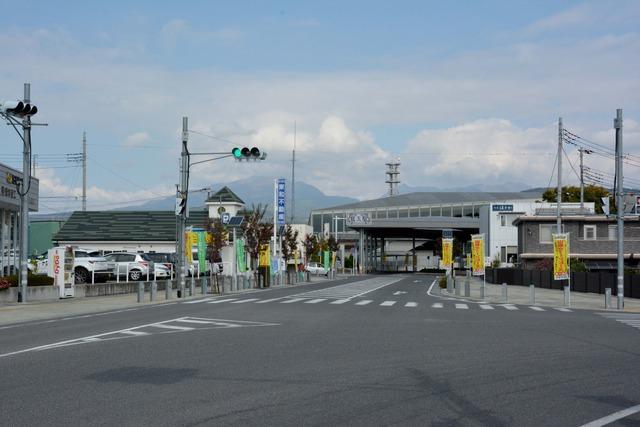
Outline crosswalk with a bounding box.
[289,276,405,300]
[185,296,572,312]
[598,312,640,332]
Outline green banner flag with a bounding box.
[197,231,207,274]
[236,238,247,272]
[323,251,330,270]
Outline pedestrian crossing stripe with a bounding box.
[597,312,640,332]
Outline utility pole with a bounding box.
[32,154,37,178]
[177,117,189,298]
[557,117,562,234]
[82,131,87,211]
[18,83,32,303]
[291,122,296,224]
[579,148,584,210]
[273,178,277,257]
[615,109,624,310]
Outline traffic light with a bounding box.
[175,196,187,216]
[231,147,267,161]
[1,100,37,117]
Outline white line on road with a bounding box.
[281,298,306,304]
[175,318,218,324]
[529,306,545,311]
[207,299,237,304]
[580,403,640,427]
[479,304,494,310]
[405,302,418,307]
[355,300,372,306]
[305,299,327,304]
[330,299,350,304]
[231,298,260,304]
[120,330,149,336]
[183,298,216,304]
[393,291,407,295]
[501,305,518,311]
[455,303,469,310]
[554,308,572,312]
[255,298,284,304]
[431,303,443,308]
[150,323,195,331]
[380,301,396,306]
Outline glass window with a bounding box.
[312,214,321,233]
[452,205,462,217]
[388,209,398,219]
[609,225,617,240]
[441,206,451,217]
[539,224,563,243]
[501,215,506,227]
[584,225,597,240]
[75,251,89,258]
[399,209,408,218]
[410,208,419,217]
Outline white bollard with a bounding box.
[502,283,508,303]
[529,284,535,305]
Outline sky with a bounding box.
[1,0,639,212]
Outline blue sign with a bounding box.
[221,212,231,224]
[277,178,286,226]
[492,204,513,212]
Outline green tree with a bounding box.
[304,234,319,263]
[542,185,610,214]
[205,218,228,263]
[242,204,273,270]
[281,225,300,266]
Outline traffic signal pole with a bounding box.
[19,84,32,302]
[177,117,189,298]
[615,109,624,310]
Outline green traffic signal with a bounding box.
[232,147,242,158]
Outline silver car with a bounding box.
[104,252,170,281]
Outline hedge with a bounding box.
[0,274,54,287]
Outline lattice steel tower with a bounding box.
[385,158,400,196]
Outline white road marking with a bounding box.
[431,303,443,308]
[231,298,260,304]
[292,276,406,300]
[554,307,572,312]
[380,301,396,306]
[281,298,306,304]
[330,299,350,304]
[305,299,327,304]
[393,291,407,295]
[175,318,217,324]
[413,280,421,283]
[208,299,237,304]
[579,403,640,427]
[479,304,494,310]
[255,298,284,304]
[150,323,194,331]
[405,302,418,307]
[455,303,469,310]
[183,297,216,304]
[120,330,149,336]
[529,306,545,311]
[501,305,518,311]
[355,300,373,306]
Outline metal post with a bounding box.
[137,282,144,303]
[502,282,508,303]
[455,275,461,296]
[579,148,584,210]
[165,279,172,299]
[529,284,535,305]
[151,280,157,302]
[480,275,485,299]
[605,288,611,309]
[18,83,31,303]
[176,116,189,299]
[464,272,470,297]
[190,275,195,296]
[201,275,207,295]
[615,109,624,310]
[82,131,87,211]
[232,227,237,291]
[447,275,453,293]
[564,285,571,307]
[557,117,562,235]
[272,179,277,258]
[0,209,4,275]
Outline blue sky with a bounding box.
[1,0,639,211]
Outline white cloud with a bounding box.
[123,131,150,147]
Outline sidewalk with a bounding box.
[439,275,640,312]
[0,275,337,327]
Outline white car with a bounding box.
[104,252,170,281]
[41,248,116,284]
[305,262,328,276]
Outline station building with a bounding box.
[309,191,593,272]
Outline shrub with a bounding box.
[570,259,587,273]
[534,258,553,271]
[491,255,501,269]
[0,277,10,291]
[438,276,447,288]
[0,274,54,287]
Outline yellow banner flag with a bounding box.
[259,244,271,267]
[442,238,453,268]
[471,234,485,276]
[185,232,193,263]
[553,233,569,280]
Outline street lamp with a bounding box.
[1,83,43,303]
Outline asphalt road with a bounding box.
[1,274,639,426]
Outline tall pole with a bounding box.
[615,109,624,310]
[19,83,32,303]
[579,148,584,210]
[291,122,296,224]
[273,179,277,257]
[557,117,562,234]
[177,116,189,298]
[82,131,87,211]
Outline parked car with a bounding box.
[305,262,328,276]
[104,252,170,281]
[145,252,177,272]
[41,248,116,284]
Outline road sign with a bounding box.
[221,212,231,224]
[442,229,453,239]
[277,178,286,226]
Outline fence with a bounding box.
[485,267,640,298]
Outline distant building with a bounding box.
[513,215,640,270]
[205,186,245,220]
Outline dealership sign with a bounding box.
[492,204,513,212]
[346,212,371,226]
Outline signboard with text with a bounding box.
[553,233,569,280]
[442,238,453,269]
[471,234,485,276]
[346,212,371,226]
[492,204,514,212]
[277,178,286,226]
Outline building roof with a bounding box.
[205,186,244,205]
[311,191,543,213]
[53,210,210,242]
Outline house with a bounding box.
[513,215,640,270]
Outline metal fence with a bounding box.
[485,267,640,298]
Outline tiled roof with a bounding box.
[205,186,244,204]
[53,210,209,242]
